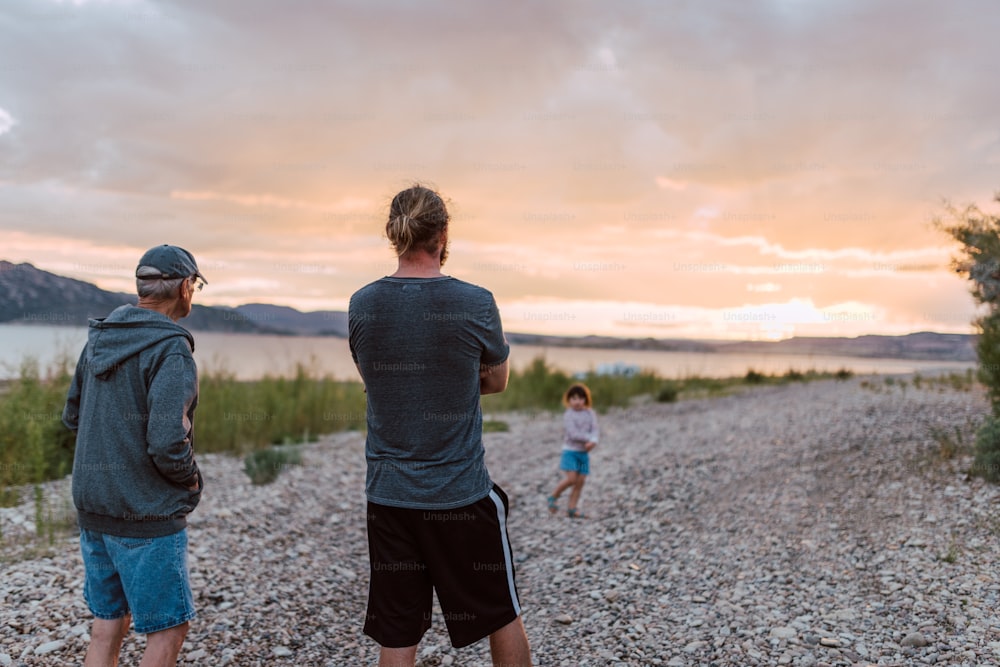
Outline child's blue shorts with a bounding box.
[559,450,590,475]
[80,527,196,634]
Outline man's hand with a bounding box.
[584,441,597,452]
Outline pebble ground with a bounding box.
[2,376,999,666]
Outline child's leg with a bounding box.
[551,471,578,500]
[567,474,587,511]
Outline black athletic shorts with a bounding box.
[364,484,523,649]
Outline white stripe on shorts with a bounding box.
[488,489,521,616]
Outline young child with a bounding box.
[548,383,599,518]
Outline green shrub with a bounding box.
[193,363,367,453]
[929,424,971,461]
[835,368,853,381]
[0,358,75,494]
[938,198,1000,485]
[482,419,509,433]
[972,414,1000,482]
[656,383,679,403]
[744,369,765,384]
[784,369,805,382]
[244,446,302,485]
[479,357,568,413]
[1,359,366,490]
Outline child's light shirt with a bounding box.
[562,407,599,452]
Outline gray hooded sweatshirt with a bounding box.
[63,304,202,538]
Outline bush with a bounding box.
[0,358,75,495]
[192,363,366,453]
[977,312,1000,410]
[835,368,853,381]
[1,359,366,490]
[482,419,509,433]
[656,383,679,403]
[244,446,302,485]
[938,196,1000,484]
[479,357,662,413]
[972,414,1000,482]
[744,369,765,384]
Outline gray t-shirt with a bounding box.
[348,276,509,509]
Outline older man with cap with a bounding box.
[63,244,207,667]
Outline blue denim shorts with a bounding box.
[559,450,590,475]
[80,528,196,634]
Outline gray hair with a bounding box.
[136,266,187,299]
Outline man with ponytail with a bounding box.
[349,185,533,666]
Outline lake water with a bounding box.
[0,324,975,381]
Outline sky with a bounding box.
[2,0,999,340]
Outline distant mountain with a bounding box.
[0,261,281,333]
[507,332,716,353]
[230,303,349,337]
[712,331,977,362]
[0,260,980,361]
[509,330,977,361]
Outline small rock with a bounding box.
[186,648,207,661]
[770,626,797,639]
[0,653,11,667]
[902,632,929,648]
[34,640,66,655]
[819,637,840,648]
[553,613,573,625]
[272,646,293,657]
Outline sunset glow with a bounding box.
[2,0,996,340]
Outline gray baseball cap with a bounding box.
[135,244,207,283]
